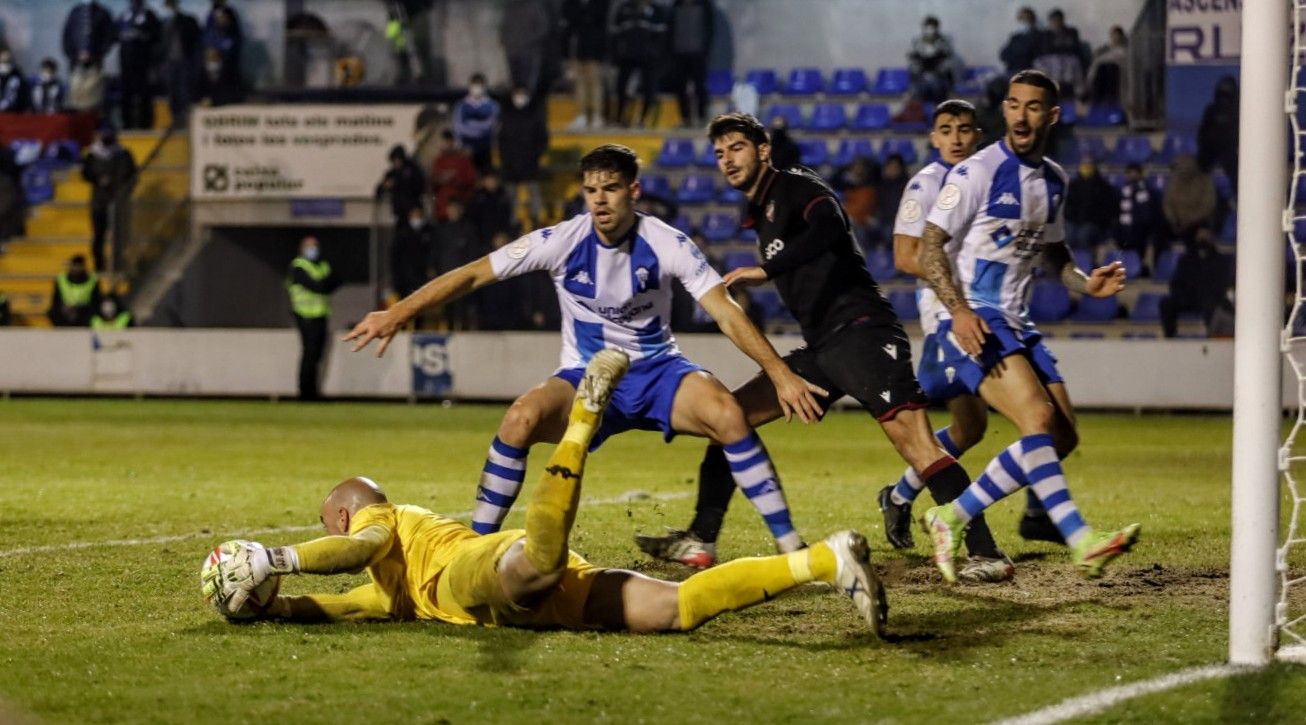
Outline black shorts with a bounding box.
[785,319,928,422]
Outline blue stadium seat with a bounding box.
[752,289,792,321]
[722,250,759,271]
[1028,282,1071,322]
[1058,100,1079,126]
[21,165,53,204]
[865,246,897,280]
[1220,211,1237,244]
[1081,103,1126,127]
[1063,136,1108,164]
[718,185,746,204]
[879,138,918,165]
[1148,172,1168,192]
[957,66,996,95]
[783,67,823,96]
[42,139,80,167]
[872,67,910,95]
[738,227,758,243]
[641,174,672,199]
[891,102,934,131]
[1072,295,1119,322]
[808,103,847,131]
[1110,136,1155,165]
[1102,249,1142,278]
[706,69,734,97]
[1152,246,1180,283]
[765,104,804,129]
[848,103,891,131]
[1105,172,1126,189]
[745,68,778,95]
[670,213,695,236]
[700,213,739,242]
[1158,133,1198,165]
[888,289,919,321]
[677,174,715,205]
[1131,292,1163,322]
[696,141,719,168]
[1214,172,1233,200]
[833,138,876,167]
[798,139,829,167]
[1073,248,1095,272]
[9,138,41,166]
[829,68,869,95]
[656,138,695,168]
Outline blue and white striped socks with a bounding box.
[723,432,804,552]
[471,436,528,534]
[890,427,962,505]
[951,434,1089,547]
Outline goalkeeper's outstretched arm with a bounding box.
[217,526,392,612]
[266,584,391,622]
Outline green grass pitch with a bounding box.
[1,398,1303,723]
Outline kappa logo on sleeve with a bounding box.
[936,183,962,210]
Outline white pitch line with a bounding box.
[990,663,1258,725]
[0,490,690,560]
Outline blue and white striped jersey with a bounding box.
[893,159,956,337]
[489,212,722,368]
[925,139,1068,330]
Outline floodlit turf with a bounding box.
[1,398,1303,723]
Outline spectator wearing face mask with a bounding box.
[196,46,244,106]
[1064,157,1118,249]
[91,294,134,329]
[392,207,434,299]
[30,59,66,114]
[497,86,549,227]
[160,0,202,127]
[453,73,500,172]
[286,235,341,401]
[376,144,427,230]
[62,0,118,69]
[67,51,106,112]
[0,51,31,113]
[118,0,162,129]
[1000,6,1040,74]
[907,16,961,104]
[466,169,518,243]
[49,254,102,327]
[81,127,137,272]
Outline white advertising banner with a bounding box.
[190,104,423,199]
[1167,0,1242,65]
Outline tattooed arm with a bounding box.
[918,222,989,354]
[1043,242,1127,298]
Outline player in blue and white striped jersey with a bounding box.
[345,145,827,556]
[914,71,1140,582]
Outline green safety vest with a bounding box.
[56,272,99,308]
[91,311,132,329]
[287,257,332,319]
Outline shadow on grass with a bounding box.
[1218,663,1304,720]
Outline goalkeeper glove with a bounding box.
[215,540,300,612]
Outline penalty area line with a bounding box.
[989,663,1258,725]
[0,490,690,559]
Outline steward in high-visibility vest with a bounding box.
[287,237,341,400]
[48,254,102,327]
[91,297,133,329]
[287,257,333,319]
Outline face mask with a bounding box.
[0,64,12,75]
[40,71,54,83]
[512,94,529,109]
[469,84,486,98]
[409,218,424,229]
[1021,20,1035,32]
[101,302,116,318]
[206,61,222,74]
[303,247,320,261]
[923,27,938,40]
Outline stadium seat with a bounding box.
[718,185,746,204]
[1158,133,1199,164]
[1058,100,1079,126]
[888,289,919,321]
[1131,292,1164,322]
[1063,136,1108,164]
[700,212,739,242]
[872,67,910,95]
[957,66,996,95]
[21,165,53,204]
[1072,295,1119,322]
[706,69,734,97]
[783,67,823,96]
[1220,211,1237,244]
[696,141,719,168]
[1073,248,1094,272]
[1081,103,1126,127]
[865,246,897,280]
[670,213,695,236]
[9,138,41,166]
[676,174,715,205]
[1105,172,1126,189]
[891,102,934,131]
[722,250,759,271]
[798,139,829,167]
[656,138,696,168]
[42,139,80,167]
[1214,172,1233,200]
[765,103,804,129]
[1110,136,1155,165]
[833,138,876,167]
[1028,282,1071,322]
[641,174,672,199]
[848,103,891,131]
[808,103,847,131]
[879,138,918,165]
[1102,249,1142,278]
[745,68,778,95]
[829,68,869,95]
[738,227,758,243]
[1152,246,1180,283]
[752,289,792,321]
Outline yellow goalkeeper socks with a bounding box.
[676,542,838,631]
[522,437,589,575]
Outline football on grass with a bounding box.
[201,540,281,621]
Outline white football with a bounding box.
[200,540,281,621]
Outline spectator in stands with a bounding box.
[975,75,1007,148]
[0,50,30,113]
[453,73,499,172]
[474,230,552,330]
[429,199,478,329]
[48,254,101,327]
[1034,9,1087,100]
[91,294,133,329]
[1064,157,1118,249]
[500,0,557,102]
[62,0,117,69]
[907,16,961,105]
[160,0,202,128]
[1084,25,1127,107]
[498,86,549,227]
[669,0,715,129]
[430,130,477,221]
[196,47,244,106]
[67,51,105,113]
[81,126,137,273]
[203,4,241,75]
[634,186,678,224]
[287,235,340,401]
[1117,162,1159,267]
[560,0,610,129]
[467,169,518,244]
[376,144,427,230]
[118,0,162,130]
[392,206,434,299]
[999,6,1040,74]
[832,156,878,233]
[31,59,66,114]
[1198,75,1239,196]
[1159,228,1232,338]
[0,142,22,247]
[1163,154,1217,250]
[767,115,800,170]
[611,0,668,128]
[875,154,909,236]
[0,293,10,326]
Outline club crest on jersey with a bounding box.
[506,237,532,259]
[635,266,650,292]
[995,192,1019,206]
[937,183,961,210]
[570,269,593,286]
[899,199,922,223]
[766,200,776,222]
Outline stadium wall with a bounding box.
[0,328,1271,410]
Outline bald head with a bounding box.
[320,476,387,535]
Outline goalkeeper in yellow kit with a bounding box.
[205,350,888,635]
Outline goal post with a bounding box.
[1229,0,1289,666]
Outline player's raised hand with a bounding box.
[1085,261,1127,298]
[950,307,990,356]
[722,266,769,288]
[770,367,829,424]
[344,310,401,357]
